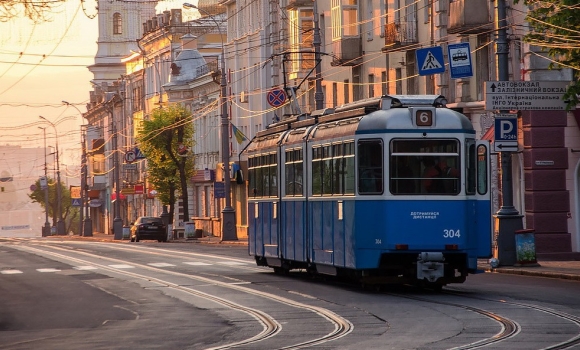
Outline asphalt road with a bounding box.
[2,238,580,349]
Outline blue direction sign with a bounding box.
[72,198,82,207]
[448,42,473,79]
[214,181,225,198]
[267,88,286,107]
[416,46,445,76]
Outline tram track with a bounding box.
[387,293,520,349]
[13,243,353,349]
[442,290,580,350]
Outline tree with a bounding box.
[137,104,195,225]
[514,0,580,109]
[28,176,80,234]
[0,0,58,22]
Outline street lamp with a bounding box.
[183,3,237,241]
[38,126,51,237]
[104,92,123,239]
[39,116,65,235]
[63,100,93,237]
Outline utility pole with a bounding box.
[39,127,51,236]
[39,116,65,235]
[63,100,93,237]
[106,92,124,239]
[313,1,323,110]
[81,127,93,237]
[494,0,523,266]
[183,3,237,241]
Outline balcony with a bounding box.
[331,37,362,66]
[383,22,418,49]
[286,0,312,9]
[447,0,492,35]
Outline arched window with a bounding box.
[113,13,122,34]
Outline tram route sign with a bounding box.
[485,81,569,111]
[448,42,473,79]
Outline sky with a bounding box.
[0,0,188,181]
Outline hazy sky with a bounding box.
[0,0,188,176]
[0,1,97,172]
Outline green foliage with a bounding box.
[137,104,195,208]
[513,0,580,109]
[28,177,79,233]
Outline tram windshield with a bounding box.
[390,139,460,195]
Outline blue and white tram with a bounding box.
[245,95,492,287]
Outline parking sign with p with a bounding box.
[494,114,518,152]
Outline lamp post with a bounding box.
[39,116,65,235]
[104,92,123,239]
[183,3,237,241]
[492,0,523,266]
[38,126,51,237]
[63,101,93,237]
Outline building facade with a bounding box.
[81,0,580,257]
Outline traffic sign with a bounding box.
[134,147,146,160]
[494,115,518,153]
[124,150,136,163]
[485,81,569,110]
[71,198,82,207]
[416,46,445,76]
[448,43,473,79]
[267,88,286,107]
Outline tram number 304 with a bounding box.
[443,229,461,238]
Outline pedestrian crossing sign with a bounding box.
[72,198,82,207]
[416,46,446,76]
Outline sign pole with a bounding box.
[493,0,523,266]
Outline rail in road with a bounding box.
[3,238,580,349]
[8,241,353,349]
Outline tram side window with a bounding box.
[248,153,277,198]
[312,141,355,196]
[332,141,355,195]
[466,141,476,195]
[312,145,332,195]
[285,149,304,196]
[358,140,383,194]
[477,144,488,195]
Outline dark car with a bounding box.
[130,216,167,242]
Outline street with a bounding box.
[1,238,580,349]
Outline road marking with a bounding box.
[74,266,98,270]
[217,261,248,266]
[1,269,23,274]
[148,263,175,267]
[37,268,61,272]
[183,261,212,266]
[109,264,134,269]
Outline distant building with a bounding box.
[0,145,48,235]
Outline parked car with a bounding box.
[130,216,167,242]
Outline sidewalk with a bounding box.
[51,233,580,281]
[477,259,580,281]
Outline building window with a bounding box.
[381,71,387,95]
[343,79,350,104]
[331,0,359,40]
[289,8,314,74]
[113,13,122,35]
[368,74,375,98]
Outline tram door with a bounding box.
[475,140,492,258]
